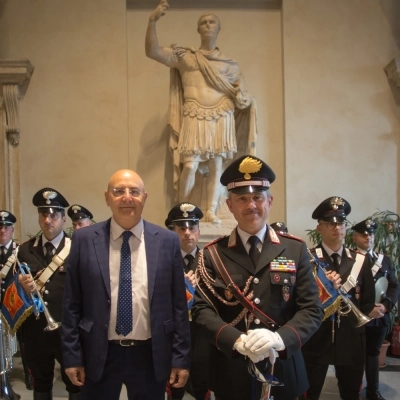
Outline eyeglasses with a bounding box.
[175,225,199,233]
[320,221,347,230]
[111,187,143,198]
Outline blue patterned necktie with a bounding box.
[116,231,133,336]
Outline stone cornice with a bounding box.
[385,58,400,88]
[0,59,34,85]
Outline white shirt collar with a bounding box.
[322,242,343,257]
[42,231,64,249]
[237,225,267,247]
[181,247,197,259]
[1,239,13,250]
[110,217,143,241]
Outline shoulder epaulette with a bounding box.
[204,236,227,249]
[276,232,304,243]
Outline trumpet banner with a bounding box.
[315,266,341,320]
[1,273,33,335]
[185,277,195,310]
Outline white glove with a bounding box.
[234,334,265,363]
[243,329,285,355]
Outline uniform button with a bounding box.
[2,289,4,292]
[107,300,111,305]
[254,319,260,324]
[44,290,49,294]
[105,324,108,329]
[253,278,259,284]
[44,302,48,306]
[47,280,50,283]
[254,298,260,304]
[284,279,288,284]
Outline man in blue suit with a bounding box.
[62,169,191,400]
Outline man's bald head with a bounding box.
[105,169,147,230]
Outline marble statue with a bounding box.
[146,0,257,223]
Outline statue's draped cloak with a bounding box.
[168,47,258,194]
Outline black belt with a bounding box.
[109,339,150,347]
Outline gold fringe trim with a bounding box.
[1,306,33,335]
[323,297,341,321]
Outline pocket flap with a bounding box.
[78,317,93,332]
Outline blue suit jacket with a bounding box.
[61,219,191,382]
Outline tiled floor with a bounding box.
[7,354,400,399]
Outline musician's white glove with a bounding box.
[234,334,265,363]
[243,329,285,355]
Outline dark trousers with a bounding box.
[81,341,165,400]
[302,361,364,400]
[365,326,387,390]
[24,323,79,394]
[167,322,210,400]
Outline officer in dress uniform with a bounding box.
[17,188,81,400]
[67,204,94,231]
[192,155,324,400]
[352,219,399,400]
[301,198,376,400]
[0,210,23,398]
[270,222,288,234]
[165,203,211,400]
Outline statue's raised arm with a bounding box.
[145,0,172,64]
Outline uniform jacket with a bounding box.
[302,244,375,365]
[192,227,323,397]
[17,233,69,327]
[0,240,19,307]
[61,219,191,383]
[367,252,399,328]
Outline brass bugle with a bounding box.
[307,249,372,328]
[18,262,61,332]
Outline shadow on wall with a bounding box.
[379,0,400,49]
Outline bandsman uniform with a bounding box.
[352,219,399,400]
[67,204,93,230]
[301,197,375,400]
[0,210,24,398]
[192,156,324,400]
[166,203,210,400]
[17,188,80,400]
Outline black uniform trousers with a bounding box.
[23,314,79,394]
[81,340,165,400]
[366,325,387,357]
[168,321,210,400]
[302,358,364,400]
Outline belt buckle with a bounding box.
[120,339,133,347]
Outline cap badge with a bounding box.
[366,219,373,228]
[239,157,262,180]
[180,203,195,218]
[0,211,9,221]
[330,197,345,210]
[277,222,283,227]
[72,205,81,214]
[43,191,57,205]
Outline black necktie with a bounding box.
[44,242,55,265]
[248,236,260,267]
[116,231,133,336]
[366,252,374,264]
[331,252,340,271]
[0,246,6,263]
[184,254,195,273]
